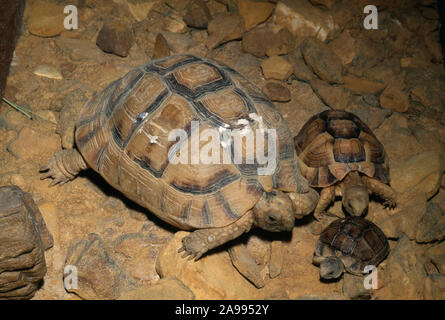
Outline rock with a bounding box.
[238,0,275,30]
[206,13,244,49]
[118,277,194,300]
[96,20,135,57]
[410,84,435,108]
[424,274,445,300]
[261,56,293,81]
[379,86,409,113]
[57,88,89,149]
[56,38,106,63]
[161,14,187,33]
[269,240,283,278]
[0,186,52,299]
[152,33,170,59]
[374,114,423,163]
[416,202,445,243]
[362,94,379,108]
[242,26,274,57]
[289,57,315,82]
[328,31,356,65]
[309,0,336,9]
[156,231,260,299]
[126,0,157,22]
[301,37,343,84]
[183,0,212,29]
[64,233,135,299]
[344,97,391,130]
[342,273,371,300]
[27,0,65,37]
[391,152,445,200]
[112,232,165,285]
[161,32,197,54]
[266,28,295,57]
[309,78,350,110]
[263,81,291,102]
[7,126,61,164]
[228,242,267,288]
[273,0,336,41]
[343,75,385,95]
[383,234,426,299]
[33,65,62,80]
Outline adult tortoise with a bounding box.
[294,110,397,220]
[41,54,318,260]
[313,216,389,279]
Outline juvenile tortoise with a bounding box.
[294,110,397,220]
[41,54,318,260]
[0,185,53,299]
[313,216,389,280]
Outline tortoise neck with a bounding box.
[343,171,363,188]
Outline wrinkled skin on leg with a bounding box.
[40,149,88,186]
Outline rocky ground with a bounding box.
[0,0,444,299]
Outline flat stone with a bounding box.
[238,0,275,30]
[380,86,409,113]
[261,55,293,80]
[152,33,170,59]
[206,13,244,49]
[263,81,291,102]
[343,75,385,95]
[301,37,343,84]
[27,0,65,37]
[310,78,350,110]
[328,31,356,65]
[33,65,63,80]
[118,277,194,300]
[273,0,336,41]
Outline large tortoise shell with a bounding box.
[75,55,307,230]
[294,110,389,188]
[314,216,389,275]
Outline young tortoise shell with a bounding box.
[75,54,308,230]
[314,216,389,275]
[294,110,390,188]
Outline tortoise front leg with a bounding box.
[179,210,255,260]
[313,186,336,221]
[361,176,397,209]
[40,149,88,186]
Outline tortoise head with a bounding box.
[319,256,345,280]
[253,190,295,232]
[343,185,369,217]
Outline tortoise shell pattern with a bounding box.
[316,216,389,275]
[294,110,389,188]
[74,55,306,230]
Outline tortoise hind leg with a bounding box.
[179,210,255,261]
[361,176,397,209]
[40,149,88,186]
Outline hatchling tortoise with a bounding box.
[294,110,397,220]
[41,54,318,260]
[0,185,53,299]
[313,216,389,280]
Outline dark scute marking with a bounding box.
[309,167,319,186]
[76,125,100,149]
[333,141,366,163]
[145,55,203,75]
[246,179,264,196]
[171,170,240,195]
[201,200,212,226]
[105,71,145,118]
[233,87,257,114]
[123,89,170,148]
[111,124,124,148]
[76,109,101,128]
[215,191,239,220]
[95,140,109,172]
[181,201,192,223]
[131,154,165,178]
[193,101,226,128]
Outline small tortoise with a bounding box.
[0,185,53,299]
[313,216,389,280]
[294,110,397,220]
[41,54,318,260]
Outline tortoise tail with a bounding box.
[40,149,88,186]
